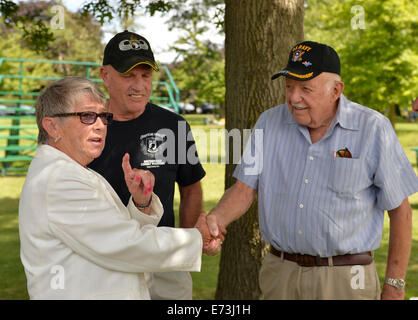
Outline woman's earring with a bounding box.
[54,136,61,143]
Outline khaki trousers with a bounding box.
[147,271,193,300]
[259,252,381,300]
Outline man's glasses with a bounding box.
[53,112,113,125]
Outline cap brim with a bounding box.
[112,56,159,73]
[123,61,159,73]
[271,68,320,81]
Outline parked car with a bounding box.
[178,102,195,114]
[0,104,35,115]
[0,104,11,115]
[199,102,220,114]
[19,105,36,115]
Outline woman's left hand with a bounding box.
[122,153,154,207]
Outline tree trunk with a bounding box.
[215,0,304,300]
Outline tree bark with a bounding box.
[215,0,304,300]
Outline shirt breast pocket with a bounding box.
[328,157,362,199]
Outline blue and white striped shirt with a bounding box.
[234,94,418,257]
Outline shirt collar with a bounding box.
[333,94,359,131]
[284,105,296,124]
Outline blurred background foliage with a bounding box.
[305,0,418,124]
[1,0,416,121]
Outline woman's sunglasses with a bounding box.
[52,111,113,125]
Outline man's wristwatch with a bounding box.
[384,278,406,290]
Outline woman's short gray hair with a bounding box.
[36,76,107,144]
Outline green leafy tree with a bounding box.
[169,19,225,109]
[0,0,54,52]
[0,0,171,51]
[44,2,104,78]
[305,0,418,125]
[0,1,104,93]
[159,0,225,113]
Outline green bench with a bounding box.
[0,111,38,175]
[0,155,34,162]
[0,135,37,140]
[0,145,37,151]
[0,125,38,130]
[1,116,36,121]
[0,154,35,175]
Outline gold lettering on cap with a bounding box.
[292,45,312,52]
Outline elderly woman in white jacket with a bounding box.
[19,77,220,300]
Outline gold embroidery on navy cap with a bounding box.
[288,71,313,79]
[291,44,312,62]
[292,49,305,62]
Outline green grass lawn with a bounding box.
[0,115,417,299]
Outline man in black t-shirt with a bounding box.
[89,30,207,300]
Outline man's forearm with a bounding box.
[383,198,413,299]
[179,181,203,228]
[210,180,256,229]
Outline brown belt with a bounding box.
[270,247,373,267]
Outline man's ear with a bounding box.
[42,117,60,140]
[100,66,110,88]
[333,80,344,100]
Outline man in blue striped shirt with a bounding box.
[207,41,418,299]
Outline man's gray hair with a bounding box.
[324,73,342,95]
[36,76,107,144]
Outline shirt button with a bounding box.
[304,179,309,184]
[309,156,314,161]
[298,230,303,235]
[299,203,304,208]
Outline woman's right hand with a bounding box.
[122,153,154,208]
[195,211,224,256]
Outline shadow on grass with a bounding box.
[0,197,29,299]
[173,198,221,299]
[396,129,418,135]
[0,197,19,212]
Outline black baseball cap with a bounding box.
[271,41,340,81]
[103,30,159,73]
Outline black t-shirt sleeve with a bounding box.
[177,162,206,186]
[176,120,206,186]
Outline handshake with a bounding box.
[194,212,227,256]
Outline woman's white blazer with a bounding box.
[19,144,202,299]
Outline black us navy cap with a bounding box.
[103,30,159,73]
[272,41,340,81]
